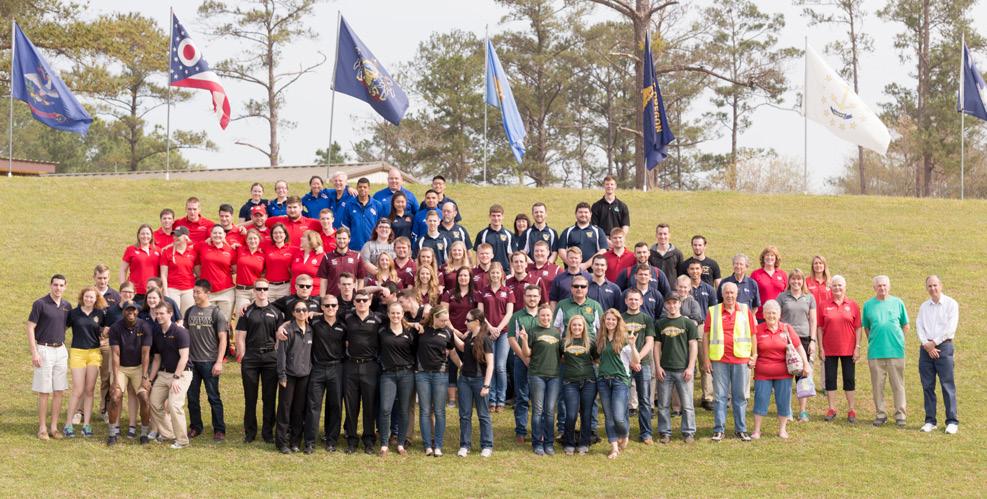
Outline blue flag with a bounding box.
[332,16,408,125]
[958,42,987,121]
[11,22,93,134]
[485,39,526,163]
[642,32,674,170]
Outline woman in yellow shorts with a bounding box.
[64,286,108,438]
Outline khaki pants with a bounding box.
[868,358,906,421]
[209,288,235,322]
[233,288,253,321]
[697,330,713,402]
[166,288,195,318]
[151,371,192,445]
[98,339,111,413]
[268,282,290,302]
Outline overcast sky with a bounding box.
[86,0,987,192]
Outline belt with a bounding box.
[161,367,192,374]
[38,342,63,348]
[315,359,344,366]
[256,347,275,354]
[349,358,375,364]
[269,280,289,285]
[235,284,253,290]
[939,339,952,344]
[382,365,413,373]
[420,367,448,374]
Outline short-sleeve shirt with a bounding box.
[123,245,162,295]
[505,273,549,306]
[109,319,154,367]
[690,282,718,321]
[480,286,516,327]
[154,322,191,372]
[474,226,514,270]
[153,228,174,249]
[588,279,622,312]
[390,213,414,241]
[239,198,268,220]
[807,278,833,308]
[439,223,472,251]
[459,332,493,378]
[290,249,323,296]
[553,297,604,339]
[526,325,562,377]
[196,243,235,292]
[753,322,800,380]
[817,298,860,357]
[507,309,539,340]
[776,291,816,338]
[520,225,558,259]
[342,311,383,360]
[703,304,757,364]
[562,339,595,382]
[265,215,321,248]
[678,256,721,286]
[548,270,591,303]
[590,196,630,236]
[596,340,631,384]
[378,326,417,370]
[622,311,656,364]
[718,275,761,310]
[262,242,294,283]
[414,232,450,266]
[160,245,197,290]
[317,249,365,297]
[174,216,215,245]
[236,303,283,357]
[603,249,636,283]
[68,307,105,349]
[28,295,71,344]
[656,315,699,371]
[441,289,482,332]
[417,326,455,372]
[556,223,608,262]
[234,246,266,287]
[862,296,909,360]
[750,268,788,321]
[183,305,228,363]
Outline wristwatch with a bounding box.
[482,384,490,389]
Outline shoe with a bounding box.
[379,446,389,457]
[82,425,93,438]
[139,435,149,445]
[564,447,575,455]
[72,411,82,425]
[659,434,671,444]
[480,448,493,458]
[291,446,301,453]
[577,446,589,455]
[671,410,682,417]
[642,437,654,445]
[433,448,443,457]
[213,431,226,442]
[37,430,49,441]
[735,432,752,442]
[798,411,810,422]
[873,417,887,427]
[243,436,255,444]
[701,400,714,411]
[344,445,357,454]
[425,447,434,456]
[824,408,837,421]
[148,431,159,440]
[126,426,137,439]
[628,408,638,417]
[326,444,336,453]
[533,447,545,456]
[543,446,555,456]
[895,419,906,428]
[457,447,468,458]
[263,437,275,444]
[279,446,291,454]
[106,434,117,446]
[170,442,188,449]
[188,428,202,439]
[750,432,761,440]
[50,430,63,440]
[303,445,314,454]
[920,423,936,433]
[848,410,857,424]
[683,434,695,444]
[63,425,76,438]
[515,435,525,444]
[363,447,374,455]
[945,423,958,435]
[711,432,724,442]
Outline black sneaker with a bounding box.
[106,434,118,446]
[710,432,724,442]
[139,435,150,445]
[735,432,752,442]
[303,445,314,454]
[243,435,255,444]
[290,446,300,453]
[279,446,291,454]
[344,445,357,454]
[701,400,714,411]
[873,417,888,427]
[364,446,375,455]
[326,443,337,452]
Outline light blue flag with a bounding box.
[485,39,526,163]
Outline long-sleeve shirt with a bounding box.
[277,322,313,379]
[916,294,959,346]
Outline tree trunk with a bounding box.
[915,0,930,197]
[729,92,739,190]
[129,86,139,171]
[267,35,279,167]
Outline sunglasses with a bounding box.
[354,297,370,303]
[254,287,269,292]
[322,303,339,308]
[571,284,588,289]
[293,308,309,313]
[297,284,313,289]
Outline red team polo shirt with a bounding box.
[262,242,294,284]
[196,243,235,292]
[704,305,758,364]
[481,285,516,327]
[235,246,266,287]
[395,259,417,289]
[224,228,245,249]
[472,265,491,292]
[753,322,801,380]
[174,216,215,245]
[317,250,365,297]
[266,216,320,248]
[817,298,861,357]
[751,268,788,321]
[319,230,337,254]
[160,245,197,291]
[603,249,636,283]
[807,278,833,310]
[527,262,560,284]
[291,249,324,295]
[122,245,161,294]
[153,228,174,249]
[506,273,549,305]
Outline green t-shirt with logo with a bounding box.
[526,325,562,377]
[656,315,699,371]
[862,296,909,359]
[622,311,656,365]
[562,338,595,382]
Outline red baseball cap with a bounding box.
[250,204,267,215]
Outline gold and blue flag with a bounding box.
[642,32,674,169]
[332,16,408,125]
[485,39,526,163]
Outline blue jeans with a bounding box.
[512,356,529,437]
[528,375,561,450]
[457,375,493,450]
[490,333,510,406]
[597,377,629,442]
[377,370,414,446]
[712,362,749,433]
[657,370,696,435]
[562,379,597,449]
[415,371,449,450]
[919,342,958,425]
[753,378,792,417]
[188,360,225,434]
[632,366,653,440]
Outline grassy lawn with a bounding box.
[1,177,984,497]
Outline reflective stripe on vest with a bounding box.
[707,303,752,361]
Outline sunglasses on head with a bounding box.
[297,284,313,289]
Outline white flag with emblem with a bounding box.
[804,44,890,155]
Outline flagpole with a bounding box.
[8,19,15,178]
[803,36,808,194]
[643,30,649,193]
[483,25,489,186]
[165,8,173,181]
[960,33,966,200]
[327,11,341,180]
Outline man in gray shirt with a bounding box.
[183,280,229,441]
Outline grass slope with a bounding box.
[1,177,984,497]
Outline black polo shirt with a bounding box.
[236,303,284,357]
[459,332,493,378]
[474,226,513,270]
[239,198,268,220]
[417,326,454,371]
[28,295,71,345]
[67,307,106,350]
[414,232,451,266]
[342,311,383,361]
[378,327,417,370]
[677,256,722,286]
[101,287,122,309]
[521,225,559,258]
[109,319,154,367]
[154,323,191,372]
[311,316,347,364]
[591,196,630,236]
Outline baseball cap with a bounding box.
[122,301,140,311]
[251,204,267,215]
[173,226,190,238]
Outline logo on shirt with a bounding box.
[585,231,594,238]
[538,335,560,345]
[583,306,593,314]
[625,322,645,335]
[542,234,549,240]
[662,326,686,338]
[565,344,587,355]
[500,235,507,241]
[347,258,354,264]
[437,243,445,251]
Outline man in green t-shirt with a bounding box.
[655,294,698,443]
[862,275,910,427]
[507,285,543,443]
[622,288,655,443]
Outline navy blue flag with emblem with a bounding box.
[332,16,409,125]
[11,22,93,134]
[642,32,674,170]
[958,42,987,122]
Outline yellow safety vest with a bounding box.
[707,303,752,361]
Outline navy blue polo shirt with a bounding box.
[474,226,514,270]
[549,270,591,303]
[439,223,472,250]
[690,282,718,321]
[414,231,451,266]
[68,307,106,350]
[556,223,608,262]
[239,198,268,220]
[374,187,419,218]
[411,207,441,239]
[340,197,383,252]
[302,191,331,219]
[520,225,558,258]
[615,265,671,296]
[588,279,622,311]
[109,318,154,367]
[153,322,191,373]
[28,295,71,344]
[620,285,664,319]
[425,196,461,223]
[266,198,289,217]
[718,275,761,309]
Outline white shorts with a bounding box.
[33,345,68,394]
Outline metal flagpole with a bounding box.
[165,8,173,181]
[960,33,966,200]
[327,11,341,180]
[483,25,488,185]
[8,19,15,177]
[804,36,808,194]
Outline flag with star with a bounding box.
[169,12,231,129]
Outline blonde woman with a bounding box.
[516,304,562,455]
[596,309,640,458]
[290,230,324,296]
[443,240,471,290]
[63,286,108,438]
[561,314,596,455]
[414,264,441,306]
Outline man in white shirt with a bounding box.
[915,275,959,435]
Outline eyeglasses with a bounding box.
[322,303,339,308]
[354,297,370,303]
[254,287,269,292]
[571,284,588,289]
[297,284,313,289]
[293,308,308,313]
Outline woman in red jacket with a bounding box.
[196,225,236,320]
[750,300,809,440]
[121,224,161,301]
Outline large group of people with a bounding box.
[26,169,961,459]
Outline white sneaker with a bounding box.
[433,448,443,457]
[425,447,433,456]
[170,442,187,449]
[945,423,959,435]
[920,423,936,433]
[480,448,493,458]
[457,447,468,457]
